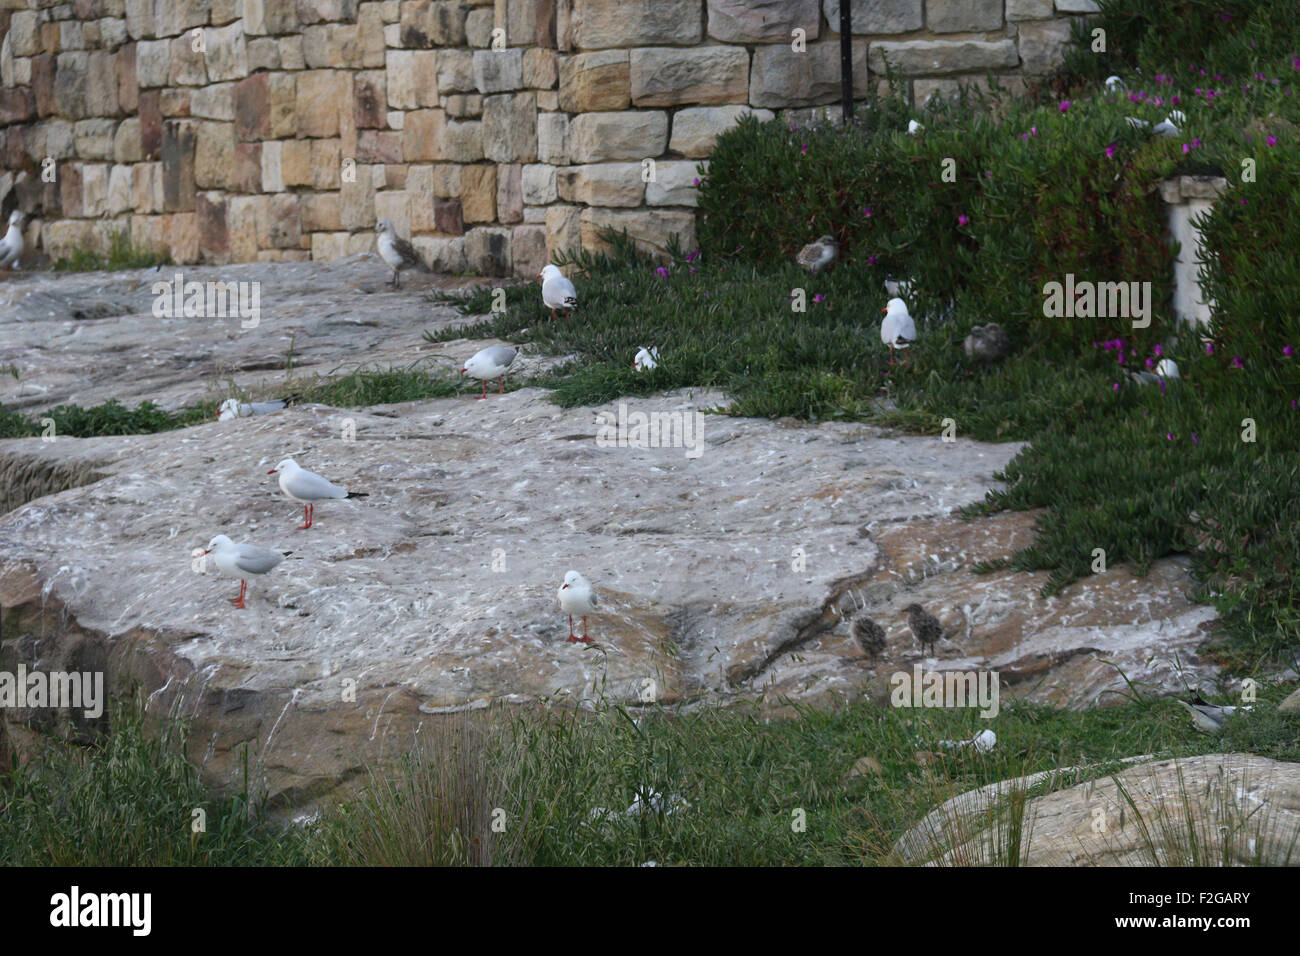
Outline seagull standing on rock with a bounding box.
[881,297,917,366]
[796,235,838,273]
[539,264,577,321]
[202,534,291,611]
[558,570,598,643]
[267,457,369,530]
[0,211,24,271]
[905,603,943,657]
[375,219,427,288]
[461,345,518,398]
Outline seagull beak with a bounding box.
[881,307,887,314]
[460,368,466,375]
[267,469,277,474]
[536,273,543,280]
[561,583,568,589]
[201,549,211,555]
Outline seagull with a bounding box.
[267,457,369,530]
[851,614,886,664]
[202,534,291,611]
[881,297,917,366]
[1104,75,1126,93]
[0,211,23,270]
[905,603,942,656]
[461,345,517,398]
[884,275,915,299]
[796,235,838,273]
[218,397,287,421]
[1155,357,1180,380]
[539,264,577,321]
[907,119,924,135]
[558,570,598,644]
[1151,111,1184,137]
[963,323,1010,363]
[375,219,426,288]
[633,346,660,371]
[1177,695,1253,735]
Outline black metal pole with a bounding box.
[840,1,853,122]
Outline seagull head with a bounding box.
[903,603,924,615]
[538,264,562,282]
[268,457,297,475]
[375,219,392,235]
[562,570,586,590]
[7,210,22,228]
[204,534,233,555]
[217,398,240,420]
[882,296,909,316]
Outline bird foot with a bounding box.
[567,635,594,644]
[296,523,312,530]
[230,599,246,609]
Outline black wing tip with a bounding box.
[347,491,370,498]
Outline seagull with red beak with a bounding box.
[558,570,598,643]
[880,297,917,366]
[202,534,290,610]
[267,457,368,530]
[461,345,518,398]
[539,264,577,321]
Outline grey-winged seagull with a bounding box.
[218,397,287,421]
[202,534,291,610]
[881,297,917,366]
[461,345,518,398]
[267,457,368,530]
[539,264,577,321]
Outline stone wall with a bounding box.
[0,0,1096,276]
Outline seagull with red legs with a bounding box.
[267,457,368,530]
[880,297,917,366]
[538,264,577,321]
[461,345,518,398]
[558,570,598,644]
[202,534,290,610]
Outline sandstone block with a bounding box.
[482,91,537,163]
[557,50,628,112]
[556,163,644,207]
[630,47,748,107]
[568,110,667,163]
[707,0,820,44]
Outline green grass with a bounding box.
[5,686,1295,866]
[53,230,171,272]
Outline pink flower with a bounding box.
[1182,143,1192,153]
[1113,382,1120,392]
[1285,345,1295,357]
[1267,135,1278,146]
[1293,57,1300,70]
[1206,342,1215,354]
[1166,432,1174,440]
[1105,142,1117,158]
[692,177,700,186]
[800,143,807,155]
[1021,132,1028,141]
[1192,433,1199,445]
[1153,344,1163,356]
[957,214,969,226]
[863,206,872,217]
[1231,355,1244,368]
[1031,126,1038,136]
[1240,198,1248,205]
[654,266,669,279]
[1059,100,1071,112]
[1145,357,1155,369]
[867,254,877,265]
[812,293,824,303]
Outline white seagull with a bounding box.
[880,297,917,366]
[1177,695,1252,735]
[202,534,291,611]
[558,570,598,644]
[267,457,369,530]
[218,397,287,421]
[539,264,577,321]
[1155,357,1180,380]
[0,211,24,270]
[907,119,924,135]
[633,346,660,371]
[461,345,518,398]
[375,219,426,288]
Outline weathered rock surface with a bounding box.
[896,754,1300,866]
[0,263,1227,813]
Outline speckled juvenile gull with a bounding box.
[375,219,426,288]
[796,235,838,273]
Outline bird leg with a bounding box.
[478,378,487,400]
[229,579,247,610]
[497,376,504,395]
[297,503,314,530]
[903,348,910,367]
[566,613,578,641]
[577,615,593,644]
[391,269,401,289]
[889,346,896,366]
[551,307,557,322]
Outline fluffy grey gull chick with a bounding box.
[881,297,917,366]
[796,235,838,273]
[461,345,518,398]
[267,457,369,530]
[558,570,598,643]
[202,534,291,611]
[539,264,577,320]
[375,218,427,288]
[963,323,1010,363]
[0,211,24,270]
[851,614,887,664]
[905,603,943,657]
